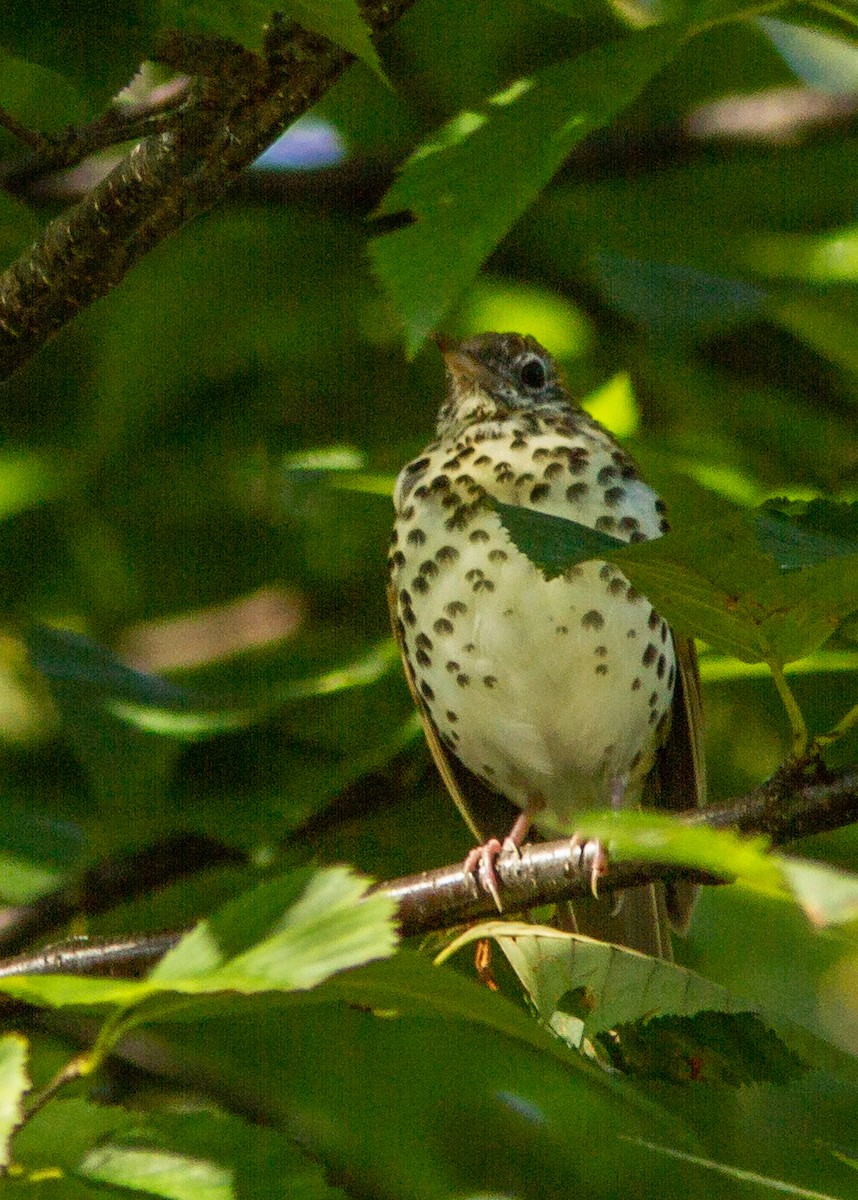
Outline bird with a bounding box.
[387,332,705,958]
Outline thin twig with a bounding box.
[0,108,53,154]
[0,82,193,192]
[768,662,809,758]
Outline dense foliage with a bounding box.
[0,0,858,1195]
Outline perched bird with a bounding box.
[388,333,705,958]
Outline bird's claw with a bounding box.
[570,836,608,898]
[463,838,504,912]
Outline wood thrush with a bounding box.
[388,333,705,957]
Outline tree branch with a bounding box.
[0,79,193,193]
[383,759,858,936]
[0,5,415,382]
[0,758,853,981]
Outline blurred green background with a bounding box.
[2,0,857,912]
[0,0,858,1194]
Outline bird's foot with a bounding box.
[463,808,534,912]
[569,835,608,898]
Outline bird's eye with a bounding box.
[519,356,547,390]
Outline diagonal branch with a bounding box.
[0,4,415,382]
[0,758,854,981]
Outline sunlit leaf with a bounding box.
[371,26,685,352]
[745,225,858,284]
[759,16,858,92]
[0,867,397,1010]
[81,1145,232,1200]
[582,372,640,438]
[151,866,397,993]
[628,1138,846,1199]
[699,648,858,684]
[0,1035,28,1168]
[79,1111,343,1200]
[447,919,744,1037]
[13,1097,135,1177]
[454,278,593,361]
[534,809,783,890]
[780,859,858,928]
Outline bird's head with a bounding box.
[436,332,570,438]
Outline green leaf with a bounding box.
[0,192,41,277]
[151,987,706,1199]
[604,1010,805,1085]
[111,639,401,739]
[151,866,397,993]
[0,3,155,109]
[370,25,685,353]
[24,625,183,840]
[79,1111,345,1200]
[562,808,768,886]
[755,499,858,569]
[628,1138,847,1199]
[744,224,858,284]
[161,0,385,78]
[494,499,626,578]
[313,951,579,1065]
[558,809,858,929]
[0,448,72,520]
[81,1145,232,1200]
[833,1149,858,1172]
[25,623,400,739]
[496,499,780,662]
[0,46,88,143]
[0,867,397,1010]
[474,920,747,1035]
[26,626,194,711]
[287,0,384,77]
[594,253,767,341]
[0,1034,28,1168]
[13,1097,135,1176]
[495,499,858,665]
[698,647,858,684]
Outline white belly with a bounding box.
[391,426,675,834]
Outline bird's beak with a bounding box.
[441,347,493,396]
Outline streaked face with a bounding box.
[437,333,569,436]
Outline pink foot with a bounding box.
[463,809,535,911]
[464,839,504,910]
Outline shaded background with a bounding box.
[1,0,858,1193]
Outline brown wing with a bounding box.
[387,578,485,842]
[656,633,707,932]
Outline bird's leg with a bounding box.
[610,774,629,810]
[464,800,543,911]
[574,774,628,906]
